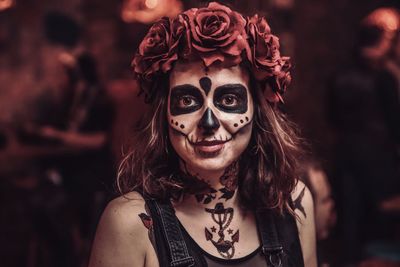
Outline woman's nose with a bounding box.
[198,108,220,132]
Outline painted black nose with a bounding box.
[198,108,220,131]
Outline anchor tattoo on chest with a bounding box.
[204,202,239,259]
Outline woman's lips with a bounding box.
[197,143,225,153]
[193,140,227,154]
[194,140,226,146]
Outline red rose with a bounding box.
[131,4,293,105]
[172,11,192,58]
[264,60,292,103]
[181,2,249,67]
[274,61,292,93]
[132,17,180,92]
[247,15,284,79]
[247,14,291,103]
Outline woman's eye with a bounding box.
[221,94,239,106]
[178,96,197,107]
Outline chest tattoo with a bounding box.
[204,202,239,259]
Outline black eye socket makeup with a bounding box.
[170,84,204,115]
[213,84,248,113]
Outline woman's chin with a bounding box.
[187,155,232,173]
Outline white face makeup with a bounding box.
[168,61,254,173]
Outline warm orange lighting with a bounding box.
[0,0,15,11]
[121,0,182,24]
[145,0,158,9]
[272,0,294,10]
[363,8,399,32]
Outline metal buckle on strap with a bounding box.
[262,246,283,267]
[170,256,195,267]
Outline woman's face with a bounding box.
[168,61,254,173]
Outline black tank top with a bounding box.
[144,197,304,267]
[178,220,267,267]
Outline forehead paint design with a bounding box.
[199,77,212,95]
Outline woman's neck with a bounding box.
[172,160,256,260]
[173,161,240,211]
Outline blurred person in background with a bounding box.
[328,7,400,266]
[38,11,115,262]
[89,2,317,267]
[12,11,116,266]
[384,26,400,156]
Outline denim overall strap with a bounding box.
[255,208,284,267]
[150,199,195,267]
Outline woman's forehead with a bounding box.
[169,61,249,89]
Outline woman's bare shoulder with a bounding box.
[107,191,147,215]
[88,191,153,267]
[100,191,148,236]
[291,180,317,267]
[292,181,317,267]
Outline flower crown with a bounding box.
[132,2,291,104]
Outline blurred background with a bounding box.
[0,0,399,266]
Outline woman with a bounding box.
[89,2,316,266]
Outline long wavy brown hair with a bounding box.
[117,70,304,212]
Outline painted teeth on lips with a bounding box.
[194,140,227,146]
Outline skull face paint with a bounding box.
[168,61,254,173]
